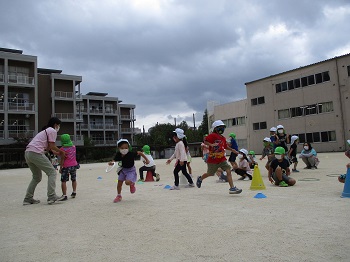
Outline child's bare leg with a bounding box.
[275,167,283,181]
[117,180,123,195]
[125,179,132,186]
[61,182,67,195]
[72,180,77,192]
[187,163,192,174]
[225,169,234,188]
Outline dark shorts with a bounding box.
[290,156,298,163]
[272,170,291,185]
[229,152,237,162]
[61,166,78,182]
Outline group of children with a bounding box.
[50,122,350,204]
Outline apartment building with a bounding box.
[0,48,136,146]
[78,92,135,146]
[0,48,38,144]
[211,53,350,153]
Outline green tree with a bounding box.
[198,109,209,136]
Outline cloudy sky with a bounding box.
[1,0,350,131]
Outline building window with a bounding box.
[251,96,265,106]
[305,104,317,115]
[347,65,350,77]
[322,71,330,82]
[290,107,304,117]
[275,71,330,93]
[307,75,315,85]
[253,121,267,130]
[300,130,336,143]
[232,116,245,126]
[318,102,333,113]
[278,109,290,119]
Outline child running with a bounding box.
[196,120,242,194]
[109,139,149,203]
[58,134,79,201]
[166,128,194,190]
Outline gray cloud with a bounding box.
[1,0,349,130]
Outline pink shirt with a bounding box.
[238,159,252,175]
[26,127,57,154]
[60,146,78,168]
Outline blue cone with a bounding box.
[97,176,102,180]
[341,167,350,198]
[254,192,267,199]
[164,185,171,189]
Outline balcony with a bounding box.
[55,113,82,121]
[0,102,4,111]
[8,75,35,85]
[79,124,118,130]
[54,91,83,101]
[8,102,35,112]
[0,73,4,83]
[121,128,133,133]
[8,130,35,139]
[0,130,4,139]
[91,139,116,146]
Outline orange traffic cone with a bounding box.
[145,170,154,182]
[250,165,266,190]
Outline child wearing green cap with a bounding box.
[269,147,296,187]
[58,134,79,201]
[138,145,160,182]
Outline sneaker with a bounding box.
[292,169,299,172]
[47,195,65,205]
[216,179,226,183]
[113,195,122,203]
[23,198,40,205]
[311,167,316,170]
[196,176,202,188]
[243,176,250,181]
[279,181,289,187]
[130,183,136,194]
[238,176,245,180]
[155,173,160,182]
[169,185,180,190]
[185,183,195,188]
[71,192,76,198]
[229,186,242,194]
[58,195,68,201]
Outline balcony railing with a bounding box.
[79,124,118,130]
[8,102,35,111]
[54,91,73,99]
[120,115,132,120]
[0,130,4,139]
[8,130,35,139]
[55,113,75,121]
[8,75,35,85]
[121,128,132,133]
[79,108,117,114]
[91,139,117,145]
[0,73,4,83]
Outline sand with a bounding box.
[0,152,349,262]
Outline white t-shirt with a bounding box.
[143,154,155,167]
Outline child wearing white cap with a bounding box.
[288,135,299,172]
[260,137,275,171]
[166,128,194,189]
[196,120,242,194]
[275,125,290,152]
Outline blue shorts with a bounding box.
[61,166,78,182]
[118,166,137,183]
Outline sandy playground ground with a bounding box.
[0,152,349,262]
